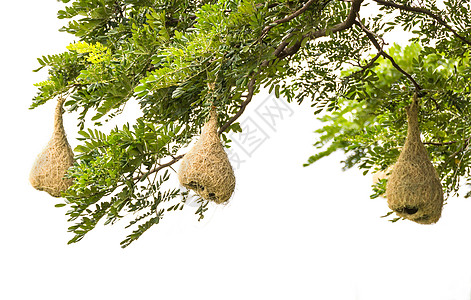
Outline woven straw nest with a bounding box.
[386,97,444,224]
[29,97,75,197]
[178,109,235,204]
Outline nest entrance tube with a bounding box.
[29,97,75,197]
[386,96,444,224]
[177,109,236,204]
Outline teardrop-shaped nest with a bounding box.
[386,97,444,224]
[29,97,75,197]
[178,109,236,204]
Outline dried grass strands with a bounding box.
[386,97,444,224]
[178,109,236,204]
[29,97,75,197]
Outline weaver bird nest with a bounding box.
[178,109,235,204]
[30,97,74,197]
[386,97,444,224]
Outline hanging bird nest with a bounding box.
[29,97,75,197]
[178,108,236,204]
[386,96,444,224]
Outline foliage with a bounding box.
[31,0,471,246]
[306,43,471,204]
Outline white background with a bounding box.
[1,1,471,299]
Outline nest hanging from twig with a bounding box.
[178,109,235,204]
[386,96,444,224]
[29,97,75,197]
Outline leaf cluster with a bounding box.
[32,0,471,244]
[307,43,471,202]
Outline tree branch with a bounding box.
[346,52,381,78]
[275,0,363,59]
[134,0,364,180]
[355,19,423,92]
[219,75,257,134]
[227,0,364,132]
[423,141,458,146]
[134,155,185,182]
[373,0,471,46]
[260,0,322,39]
[310,0,363,38]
